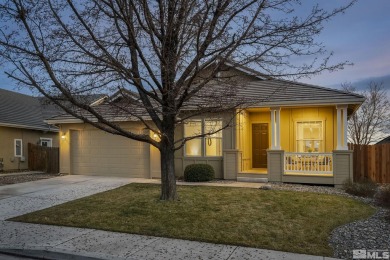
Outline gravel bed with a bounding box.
[330,207,390,259]
[269,182,347,195]
[0,173,62,186]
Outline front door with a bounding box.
[252,123,268,168]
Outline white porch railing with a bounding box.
[284,152,333,174]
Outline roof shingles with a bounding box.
[0,88,59,132]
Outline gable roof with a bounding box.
[46,89,151,123]
[241,79,364,107]
[0,88,60,132]
[46,64,365,124]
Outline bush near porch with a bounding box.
[184,164,215,182]
[12,184,374,257]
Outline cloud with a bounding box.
[349,74,390,91]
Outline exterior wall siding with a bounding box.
[280,107,335,152]
[0,126,58,171]
[333,150,354,187]
[223,150,241,179]
[282,175,334,185]
[267,150,284,182]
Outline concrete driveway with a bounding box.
[0,175,337,260]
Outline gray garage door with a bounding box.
[70,130,148,177]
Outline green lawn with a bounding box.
[12,184,375,256]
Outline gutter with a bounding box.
[0,122,59,132]
[248,98,365,107]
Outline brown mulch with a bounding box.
[0,173,62,186]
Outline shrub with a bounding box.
[184,164,215,182]
[376,185,390,208]
[343,179,378,197]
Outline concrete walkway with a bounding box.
[0,175,338,260]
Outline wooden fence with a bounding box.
[348,143,390,183]
[28,143,59,174]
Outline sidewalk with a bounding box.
[0,175,339,260]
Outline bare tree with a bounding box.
[0,0,354,200]
[343,82,390,145]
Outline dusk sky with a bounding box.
[298,0,390,90]
[0,0,389,94]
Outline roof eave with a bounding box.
[45,118,84,124]
[45,116,151,124]
[0,122,59,132]
[248,98,365,107]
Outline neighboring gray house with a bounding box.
[376,136,390,144]
[0,88,60,171]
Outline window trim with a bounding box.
[14,139,23,157]
[40,137,53,147]
[295,120,324,153]
[184,119,223,157]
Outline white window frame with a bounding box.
[40,138,53,147]
[184,119,223,157]
[295,120,324,153]
[14,139,23,157]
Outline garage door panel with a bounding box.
[71,130,147,177]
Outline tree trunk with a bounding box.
[160,144,177,200]
[159,114,178,200]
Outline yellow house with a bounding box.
[47,66,364,187]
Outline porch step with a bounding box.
[238,173,267,178]
[237,177,268,183]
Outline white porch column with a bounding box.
[271,108,275,149]
[343,107,348,150]
[336,105,348,150]
[275,107,281,150]
[270,107,281,150]
[336,107,342,150]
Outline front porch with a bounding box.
[226,105,354,186]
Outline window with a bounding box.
[185,121,202,156]
[40,138,53,147]
[296,121,323,152]
[204,120,223,156]
[184,120,223,157]
[14,139,22,157]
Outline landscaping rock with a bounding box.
[329,207,390,259]
[0,173,61,186]
[260,185,272,190]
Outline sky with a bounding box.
[297,0,390,90]
[0,0,389,94]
